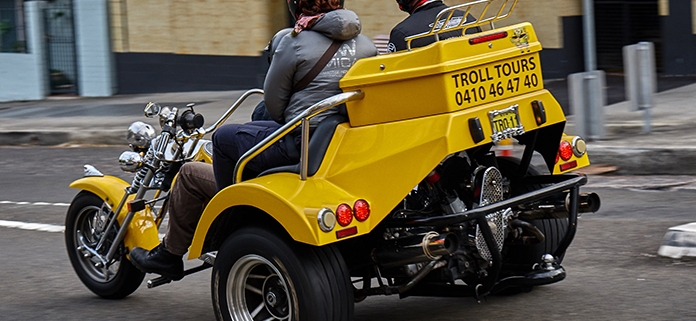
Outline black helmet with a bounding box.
[287,0,345,20]
[396,0,432,13]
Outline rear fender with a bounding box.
[69,175,160,251]
[187,182,316,259]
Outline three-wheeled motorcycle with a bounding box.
[66,1,600,320]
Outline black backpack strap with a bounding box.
[292,40,342,93]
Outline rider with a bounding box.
[388,0,481,53]
[129,0,378,280]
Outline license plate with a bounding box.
[488,105,525,143]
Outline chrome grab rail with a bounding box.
[204,89,264,133]
[405,0,519,51]
[233,90,365,184]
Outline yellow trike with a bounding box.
[66,1,599,320]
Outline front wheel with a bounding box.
[65,191,144,299]
[212,227,353,321]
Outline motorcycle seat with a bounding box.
[257,113,348,178]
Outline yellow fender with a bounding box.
[69,175,160,251]
[187,180,317,259]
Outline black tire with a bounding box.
[496,156,568,265]
[65,191,144,299]
[212,227,353,321]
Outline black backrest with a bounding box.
[257,114,349,177]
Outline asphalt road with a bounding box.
[1,146,695,320]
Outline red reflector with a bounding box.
[469,31,508,45]
[559,160,578,172]
[425,171,440,184]
[354,199,370,222]
[336,203,353,227]
[336,226,358,239]
[559,141,573,161]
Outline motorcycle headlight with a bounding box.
[127,121,156,149]
[119,151,143,172]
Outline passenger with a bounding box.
[388,0,481,53]
[129,0,377,280]
[213,0,378,190]
[251,28,293,122]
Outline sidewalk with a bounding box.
[1,80,695,175]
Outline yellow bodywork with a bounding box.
[188,22,590,257]
[69,176,160,252]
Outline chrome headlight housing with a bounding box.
[127,121,156,150]
[119,151,143,172]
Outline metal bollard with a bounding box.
[568,70,606,141]
[623,42,656,133]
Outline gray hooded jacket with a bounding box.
[264,9,378,125]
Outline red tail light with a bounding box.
[354,199,370,222]
[469,31,508,45]
[559,140,573,161]
[336,203,353,227]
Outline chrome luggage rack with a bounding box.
[405,0,519,50]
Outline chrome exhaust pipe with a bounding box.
[572,192,601,213]
[373,232,458,269]
[519,192,601,219]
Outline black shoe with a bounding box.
[130,244,184,280]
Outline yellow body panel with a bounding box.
[188,21,590,254]
[189,89,568,253]
[341,22,543,127]
[69,176,160,251]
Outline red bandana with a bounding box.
[292,13,325,36]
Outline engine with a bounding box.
[374,154,515,283]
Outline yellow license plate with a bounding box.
[488,104,525,143]
[448,53,543,107]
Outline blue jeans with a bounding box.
[212,121,298,190]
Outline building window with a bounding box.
[0,0,26,53]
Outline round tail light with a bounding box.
[354,199,370,222]
[336,203,353,227]
[559,140,573,161]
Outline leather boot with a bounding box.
[130,244,184,280]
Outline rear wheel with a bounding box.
[65,191,144,299]
[496,156,568,265]
[212,227,353,321]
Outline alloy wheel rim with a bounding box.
[227,254,293,320]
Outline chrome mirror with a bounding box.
[144,102,162,118]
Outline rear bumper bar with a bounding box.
[383,173,587,297]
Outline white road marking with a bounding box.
[0,201,166,238]
[0,219,166,239]
[0,200,70,207]
[0,220,65,233]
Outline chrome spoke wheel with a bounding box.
[66,192,144,299]
[228,255,292,321]
[73,205,119,282]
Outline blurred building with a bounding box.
[0,0,695,100]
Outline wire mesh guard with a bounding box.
[475,167,510,262]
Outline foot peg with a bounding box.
[146,262,213,288]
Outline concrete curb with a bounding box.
[588,146,696,175]
[0,130,124,146]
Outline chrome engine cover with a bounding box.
[475,167,511,262]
